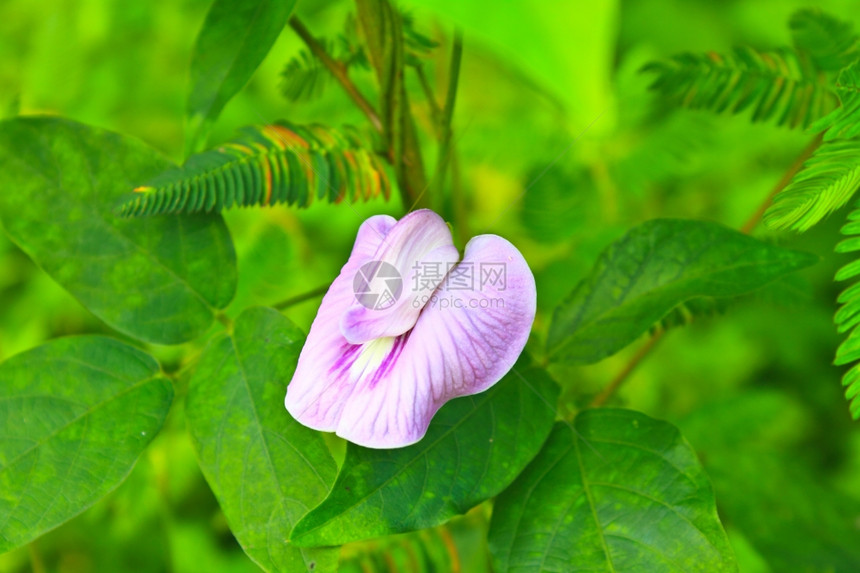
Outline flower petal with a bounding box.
[284,214,395,431]
[335,234,536,448]
[340,209,459,344]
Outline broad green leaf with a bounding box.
[0,116,237,345]
[488,410,737,573]
[186,307,338,573]
[0,336,173,553]
[547,219,818,365]
[290,362,559,547]
[186,0,297,154]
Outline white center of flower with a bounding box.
[349,336,396,380]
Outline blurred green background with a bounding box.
[1,0,859,571]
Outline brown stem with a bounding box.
[272,285,329,310]
[289,17,382,134]
[589,331,664,408]
[592,132,823,407]
[740,132,823,234]
[28,541,45,573]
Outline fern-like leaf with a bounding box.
[833,204,860,419]
[790,8,859,72]
[340,522,469,573]
[644,46,835,128]
[812,62,860,140]
[280,47,331,102]
[280,34,369,103]
[119,122,390,217]
[764,138,860,231]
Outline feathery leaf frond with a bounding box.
[812,62,860,140]
[643,46,835,128]
[833,204,860,419]
[764,138,860,231]
[279,36,369,104]
[119,122,390,217]
[280,47,331,102]
[790,8,859,72]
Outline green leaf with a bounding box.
[547,219,818,365]
[652,273,810,334]
[763,137,860,232]
[790,8,859,73]
[290,361,559,547]
[186,307,338,573]
[832,205,860,419]
[186,0,298,154]
[279,31,369,103]
[0,336,173,553]
[643,46,835,129]
[280,46,333,103]
[488,410,738,573]
[119,122,390,217]
[0,116,237,345]
[812,63,860,141]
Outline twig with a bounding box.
[415,65,442,131]
[740,132,822,234]
[591,132,823,407]
[272,285,330,310]
[589,331,665,408]
[28,541,45,573]
[289,17,382,133]
[432,29,464,201]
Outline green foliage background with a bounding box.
[0,0,859,571]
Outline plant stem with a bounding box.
[432,29,464,202]
[289,17,382,134]
[589,331,664,408]
[272,285,330,310]
[28,541,45,573]
[740,132,822,233]
[592,132,823,407]
[415,65,442,131]
[215,312,233,332]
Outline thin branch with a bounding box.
[432,29,464,199]
[415,65,442,131]
[589,331,665,408]
[289,17,382,133]
[592,132,824,407]
[740,132,823,233]
[28,541,45,573]
[272,285,330,310]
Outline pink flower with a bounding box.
[284,210,536,448]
